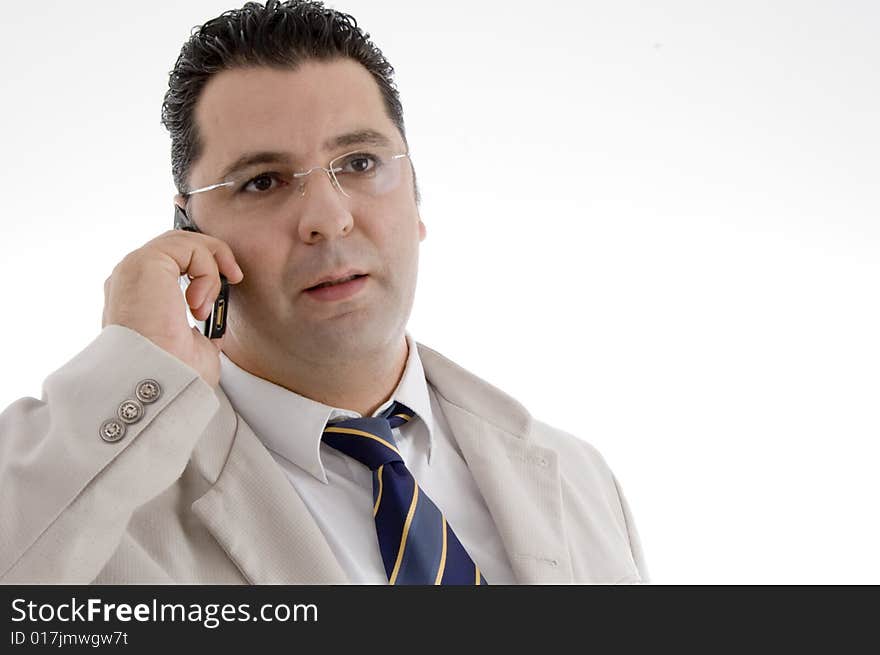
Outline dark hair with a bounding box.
[161,0,418,203]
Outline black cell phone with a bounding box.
[175,205,229,339]
[201,274,229,339]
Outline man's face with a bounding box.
[179,59,426,368]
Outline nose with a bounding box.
[293,166,355,243]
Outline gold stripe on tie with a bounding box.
[475,566,481,585]
[389,483,420,585]
[434,515,448,585]
[324,426,401,457]
[394,413,413,421]
[373,465,385,518]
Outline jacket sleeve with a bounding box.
[611,473,650,583]
[0,325,219,583]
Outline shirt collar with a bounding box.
[218,331,434,484]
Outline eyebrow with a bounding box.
[218,129,394,180]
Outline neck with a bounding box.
[221,332,410,417]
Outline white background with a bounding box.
[1,1,877,583]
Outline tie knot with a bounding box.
[322,401,415,470]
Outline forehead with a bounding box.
[193,59,397,174]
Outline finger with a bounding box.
[195,297,214,321]
[214,246,244,284]
[149,242,220,315]
[185,274,221,312]
[149,231,243,286]
[178,231,244,284]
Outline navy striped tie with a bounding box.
[322,401,488,585]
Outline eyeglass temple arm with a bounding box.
[186,180,236,197]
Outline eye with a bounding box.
[339,154,378,174]
[241,172,287,193]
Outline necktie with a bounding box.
[322,401,488,585]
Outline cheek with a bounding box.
[381,220,420,268]
[382,208,421,242]
[234,243,286,293]
[386,222,422,281]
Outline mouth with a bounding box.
[303,273,370,302]
[305,273,368,291]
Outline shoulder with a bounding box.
[418,339,622,496]
[416,341,648,581]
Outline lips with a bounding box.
[305,271,368,291]
[303,273,369,302]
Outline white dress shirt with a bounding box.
[218,332,517,584]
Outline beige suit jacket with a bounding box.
[0,326,647,584]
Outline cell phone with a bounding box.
[175,205,229,339]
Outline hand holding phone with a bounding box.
[176,206,230,340]
[101,209,242,388]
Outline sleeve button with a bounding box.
[135,379,161,404]
[99,419,127,443]
[117,399,144,424]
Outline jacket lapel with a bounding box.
[418,344,573,584]
[190,388,349,584]
[188,342,572,585]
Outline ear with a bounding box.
[418,217,427,242]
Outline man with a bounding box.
[0,0,646,584]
